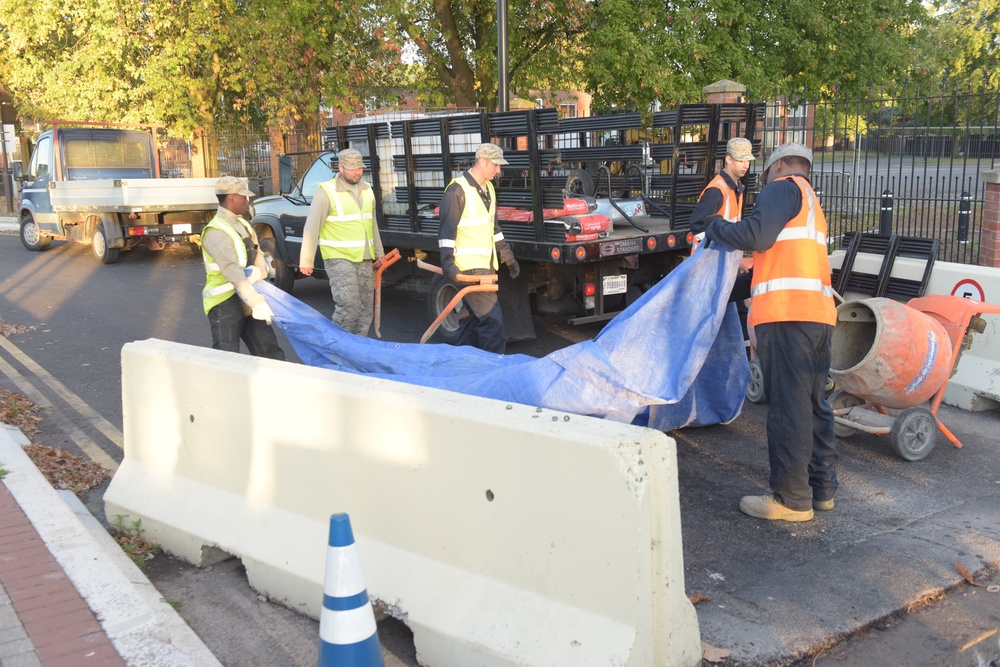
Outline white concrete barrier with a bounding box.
[830,251,1000,411]
[104,339,701,667]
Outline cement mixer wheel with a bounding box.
[828,389,865,438]
[891,407,938,462]
[746,358,767,404]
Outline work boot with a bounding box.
[739,495,814,522]
[813,498,835,511]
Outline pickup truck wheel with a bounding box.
[19,214,52,251]
[91,225,120,264]
[259,236,294,293]
[427,274,461,343]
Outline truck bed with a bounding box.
[51,178,219,213]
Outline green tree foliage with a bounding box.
[582,0,928,110]
[0,0,403,138]
[917,0,1000,91]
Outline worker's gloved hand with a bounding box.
[506,258,520,280]
[373,255,386,270]
[245,266,263,284]
[251,302,274,325]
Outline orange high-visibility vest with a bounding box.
[692,174,743,254]
[748,175,837,327]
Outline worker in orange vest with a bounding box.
[701,142,838,523]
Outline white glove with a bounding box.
[251,302,274,325]
[245,266,263,284]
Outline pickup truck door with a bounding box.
[282,154,337,268]
[20,134,57,231]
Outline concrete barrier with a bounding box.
[830,251,1000,411]
[103,339,701,666]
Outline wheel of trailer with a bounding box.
[828,389,865,438]
[91,224,120,264]
[19,213,52,251]
[890,407,938,461]
[258,236,294,293]
[564,169,595,197]
[427,273,461,343]
[745,357,767,404]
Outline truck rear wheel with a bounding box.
[91,225,120,264]
[427,274,460,343]
[259,236,294,293]
[19,213,52,251]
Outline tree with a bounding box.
[581,0,929,111]
[0,0,403,150]
[914,0,1000,91]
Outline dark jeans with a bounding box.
[207,297,285,360]
[755,321,837,511]
[456,296,506,354]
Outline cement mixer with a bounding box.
[828,295,1000,461]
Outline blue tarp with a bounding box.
[256,245,750,431]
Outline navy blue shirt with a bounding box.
[704,174,808,253]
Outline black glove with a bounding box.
[506,258,520,280]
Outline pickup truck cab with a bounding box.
[17,122,218,264]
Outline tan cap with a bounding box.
[337,148,365,170]
[763,141,813,175]
[215,176,254,197]
[476,143,509,166]
[726,138,756,161]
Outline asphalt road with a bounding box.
[2,228,1000,666]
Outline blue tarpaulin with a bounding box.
[256,245,749,431]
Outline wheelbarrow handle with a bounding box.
[416,258,498,284]
[373,248,403,338]
[420,281,499,344]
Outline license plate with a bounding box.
[603,274,628,295]
[172,223,193,234]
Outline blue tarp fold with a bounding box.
[256,245,749,431]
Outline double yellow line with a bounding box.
[0,336,121,472]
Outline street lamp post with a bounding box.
[497,0,509,112]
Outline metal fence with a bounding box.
[754,83,1000,264]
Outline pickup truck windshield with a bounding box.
[298,155,336,198]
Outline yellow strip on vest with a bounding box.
[455,246,493,255]
[319,239,369,248]
[202,283,235,298]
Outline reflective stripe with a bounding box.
[323,545,367,598]
[202,282,235,298]
[775,227,827,244]
[439,239,456,248]
[319,239,369,248]
[318,604,378,645]
[493,232,505,242]
[752,277,835,298]
[327,213,374,223]
[204,262,221,271]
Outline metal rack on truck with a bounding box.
[250,102,764,341]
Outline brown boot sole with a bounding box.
[740,500,814,522]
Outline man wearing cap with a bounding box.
[690,137,755,234]
[201,176,285,359]
[437,143,520,354]
[702,142,837,523]
[299,148,385,336]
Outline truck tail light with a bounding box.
[647,237,657,250]
[127,227,145,237]
[686,232,695,245]
[584,270,595,297]
[667,235,676,248]
[574,246,587,260]
[550,247,561,260]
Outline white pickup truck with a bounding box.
[16,122,218,264]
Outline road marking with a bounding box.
[0,335,123,448]
[0,352,119,472]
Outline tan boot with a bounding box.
[813,498,835,511]
[739,495,814,522]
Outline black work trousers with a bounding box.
[755,321,837,511]
[456,294,506,354]
[207,296,285,360]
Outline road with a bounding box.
[2,229,999,666]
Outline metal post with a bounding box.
[0,132,11,213]
[958,191,971,244]
[497,0,509,112]
[879,189,893,235]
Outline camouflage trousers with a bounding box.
[323,257,374,336]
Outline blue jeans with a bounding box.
[207,296,285,360]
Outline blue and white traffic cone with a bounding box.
[318,513,384,667]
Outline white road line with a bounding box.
[0,335,123,448]
[0,343,119,472]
